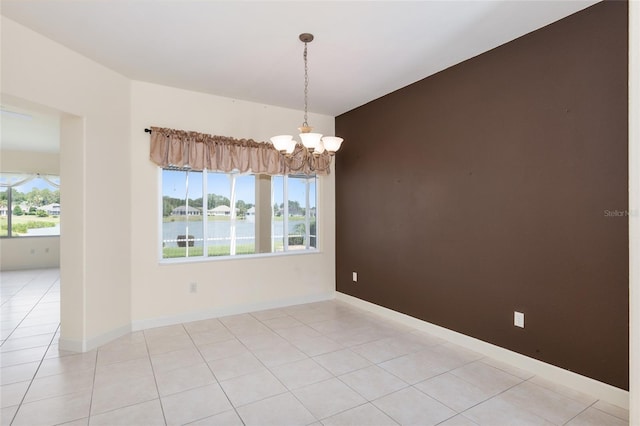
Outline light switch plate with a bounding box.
[514,311,525,328]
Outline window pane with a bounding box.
[287,175,316,250]
[0,188,8,237]
[309,177,317,248]
[162,169,204,258]
[205,172,256,257]
[8,176,60,237]
[232,174,256,255]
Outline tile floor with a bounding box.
[0,268,630,426]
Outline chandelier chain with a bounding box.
[303,42,309,127]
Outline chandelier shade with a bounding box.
[314,139,326,155]
[270,135,295,154]
[321,136,344,153]
[270,33,344,173]
[299,132,323,150]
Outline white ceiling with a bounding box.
[1,0,599,152]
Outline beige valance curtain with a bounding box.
[149,126,331,176]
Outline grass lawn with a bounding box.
[163,243,256,258]
[0,215,60,236]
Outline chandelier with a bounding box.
[270,33,344,171]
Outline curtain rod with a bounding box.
[144,128,152,133]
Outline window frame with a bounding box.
[0,173,61,239]
[158,168,320,263]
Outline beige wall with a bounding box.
[0,150,61,270]
[1,16,132,350]
[1,16,337,348]
[130,81,336,327]
[1,150,59,174]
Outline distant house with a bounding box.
[246,206,255,222]
[209,205,231,216]
[38,203,61,216]
[0,205,7,216]
[171,205,201,216]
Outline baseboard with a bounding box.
[132,291,335,331]
[336,292,629,410]
[58,323,131,352]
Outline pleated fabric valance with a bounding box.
[149,127,331,176]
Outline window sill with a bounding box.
[158,248,322,265]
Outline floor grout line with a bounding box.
[9,323,61,426]
[0,269,629,426]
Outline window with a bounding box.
[272,175,317,252]
[161,169,317,260]
[0,173,61,238]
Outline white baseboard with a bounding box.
[132,292,335,331]
[58,323,131,353]
[336,292,629,410]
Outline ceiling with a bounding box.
[1,0,599,152]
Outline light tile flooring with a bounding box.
[1,269,630,426]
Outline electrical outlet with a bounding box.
[352,272,358,282]
[514,311,525,328]
[189,282,198,293]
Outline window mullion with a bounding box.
[229,173,237,256]
[283,176,289,251]
[203,170,208,258]
[305,177,310,249]
[7,187,13,237]
[185,170,190,258]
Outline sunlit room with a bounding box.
[1,1,638,425]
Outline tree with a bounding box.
[162,196,185,217]
[13,205,24,216]
[288,200,304,216]
[191,197,203,208]
[26,188,45,206]
[11,189,26,204]
[236,200,248,218]
[208,193,231,209]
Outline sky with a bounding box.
[162,170,315,207]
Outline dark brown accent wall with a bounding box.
[335,1,629,390]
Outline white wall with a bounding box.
[0,150,61,270]
[130,81,336,327]
[1,17,132,350]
